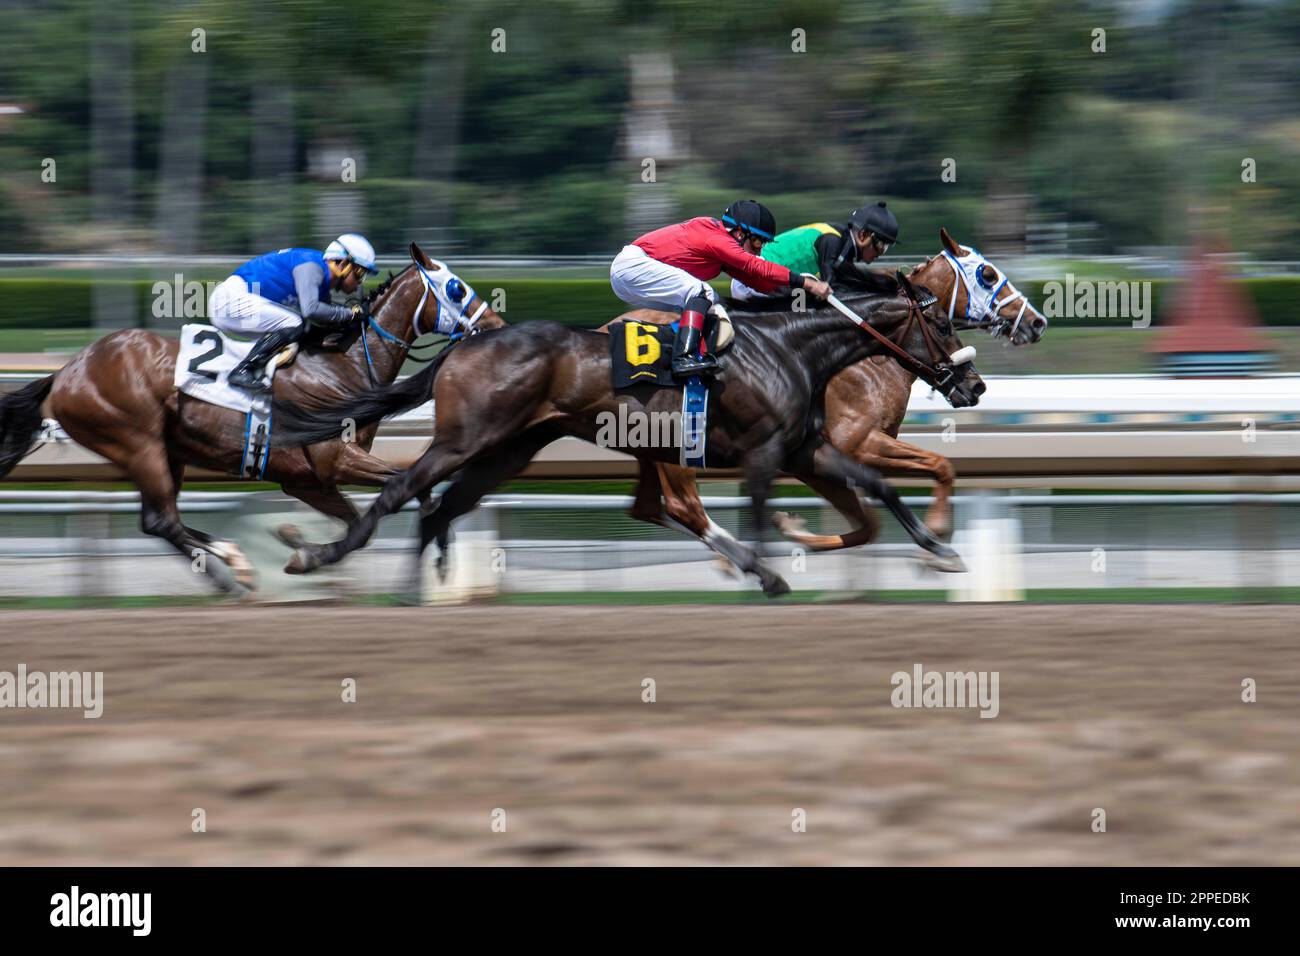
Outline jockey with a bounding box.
[610,200,833,377]
[209,234,379,391]
[731,200,900,301]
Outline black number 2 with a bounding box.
[188,330,224,380]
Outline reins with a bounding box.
[357,267,478,386]
[824,286,964,390]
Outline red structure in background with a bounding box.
[1148,239,1274,376]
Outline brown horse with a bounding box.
[619,228,1046,555]
[270,277,984,595]
[0,242,502,593]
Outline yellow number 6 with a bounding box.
[624,322,662,367]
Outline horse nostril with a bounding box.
[1031,315,1047,331]
[973,380,987,396]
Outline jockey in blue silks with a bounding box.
[208,233,379,391]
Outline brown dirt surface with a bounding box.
[0,604,1294,865]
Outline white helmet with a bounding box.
[324,233,378,273]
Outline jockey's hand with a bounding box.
[804,277,833,300]
[349,300,370,322]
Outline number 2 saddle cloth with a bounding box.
[174,324,299,479]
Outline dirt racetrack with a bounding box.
[0,604,1295,866]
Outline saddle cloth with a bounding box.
[607,320,711,468]
[175,324,295,414]
[608,315,733,390]
[609,320,677,388]
[175,325,295,479]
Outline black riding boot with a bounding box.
[227,326,303,392]
[672,297,720,378]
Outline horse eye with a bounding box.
[980,264,998,285]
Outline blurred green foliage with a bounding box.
[0,0,1298,256]
[3,275,1300,330]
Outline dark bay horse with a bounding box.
[619,228,1047,552]
[271,281,983,594]
[0,242,502,593]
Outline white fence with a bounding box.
[1,490,1297,602]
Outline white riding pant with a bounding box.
[208,276,303,336]
[609,244,719,312]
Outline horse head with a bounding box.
[909,228,1047,345]
[407,241,506,335]
[894,271,986,408]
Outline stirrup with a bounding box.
[672,355,719,377]
[228,365,270,392]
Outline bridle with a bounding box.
[357,263,488,386]
[826,284,975,397]
[938,247,1034,341]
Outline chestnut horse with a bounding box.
[620,228,1046,553]
[0,242,501,593]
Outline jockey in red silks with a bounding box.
[610,200,833,377]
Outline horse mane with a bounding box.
[364,263,414,306]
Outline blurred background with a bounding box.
[1,0,1300,605]
[1,0,1298,870]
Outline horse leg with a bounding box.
[787,438,965,572]
[650,462,750,580]
[124,445,255,593]
[773,473,881,551]
[285,428,491,575]
[856,432,956,537]
[276,480,361,549]
[775,432,956,549]
[408,426,559,595]
[163,456,257,591]
[627,459,668,524]
[733,440,792,597]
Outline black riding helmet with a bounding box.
[721,199,777,242]
[848,200,900,245]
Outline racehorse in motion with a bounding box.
[0,243,498,593]
[271,274,984,595]
[620,228,1046,552]
[414,229,1040,588]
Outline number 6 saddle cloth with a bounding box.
[608,314,734,389]
[607,315,734,469]
[174,324,298,414]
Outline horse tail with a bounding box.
[0,375,54,478]
[272,343,456,447]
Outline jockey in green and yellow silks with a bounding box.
[730,200,900,301]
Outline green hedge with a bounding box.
[1,275,1297,331]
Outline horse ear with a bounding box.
[409,242,436,270]
[939,227,963,257]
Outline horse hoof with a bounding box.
[762,574,792,597]
[772,510,808,535]
[284,548,320,575]
[922,550,967,574]
[275,523,306,549]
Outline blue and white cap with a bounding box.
[324,233,378,273]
